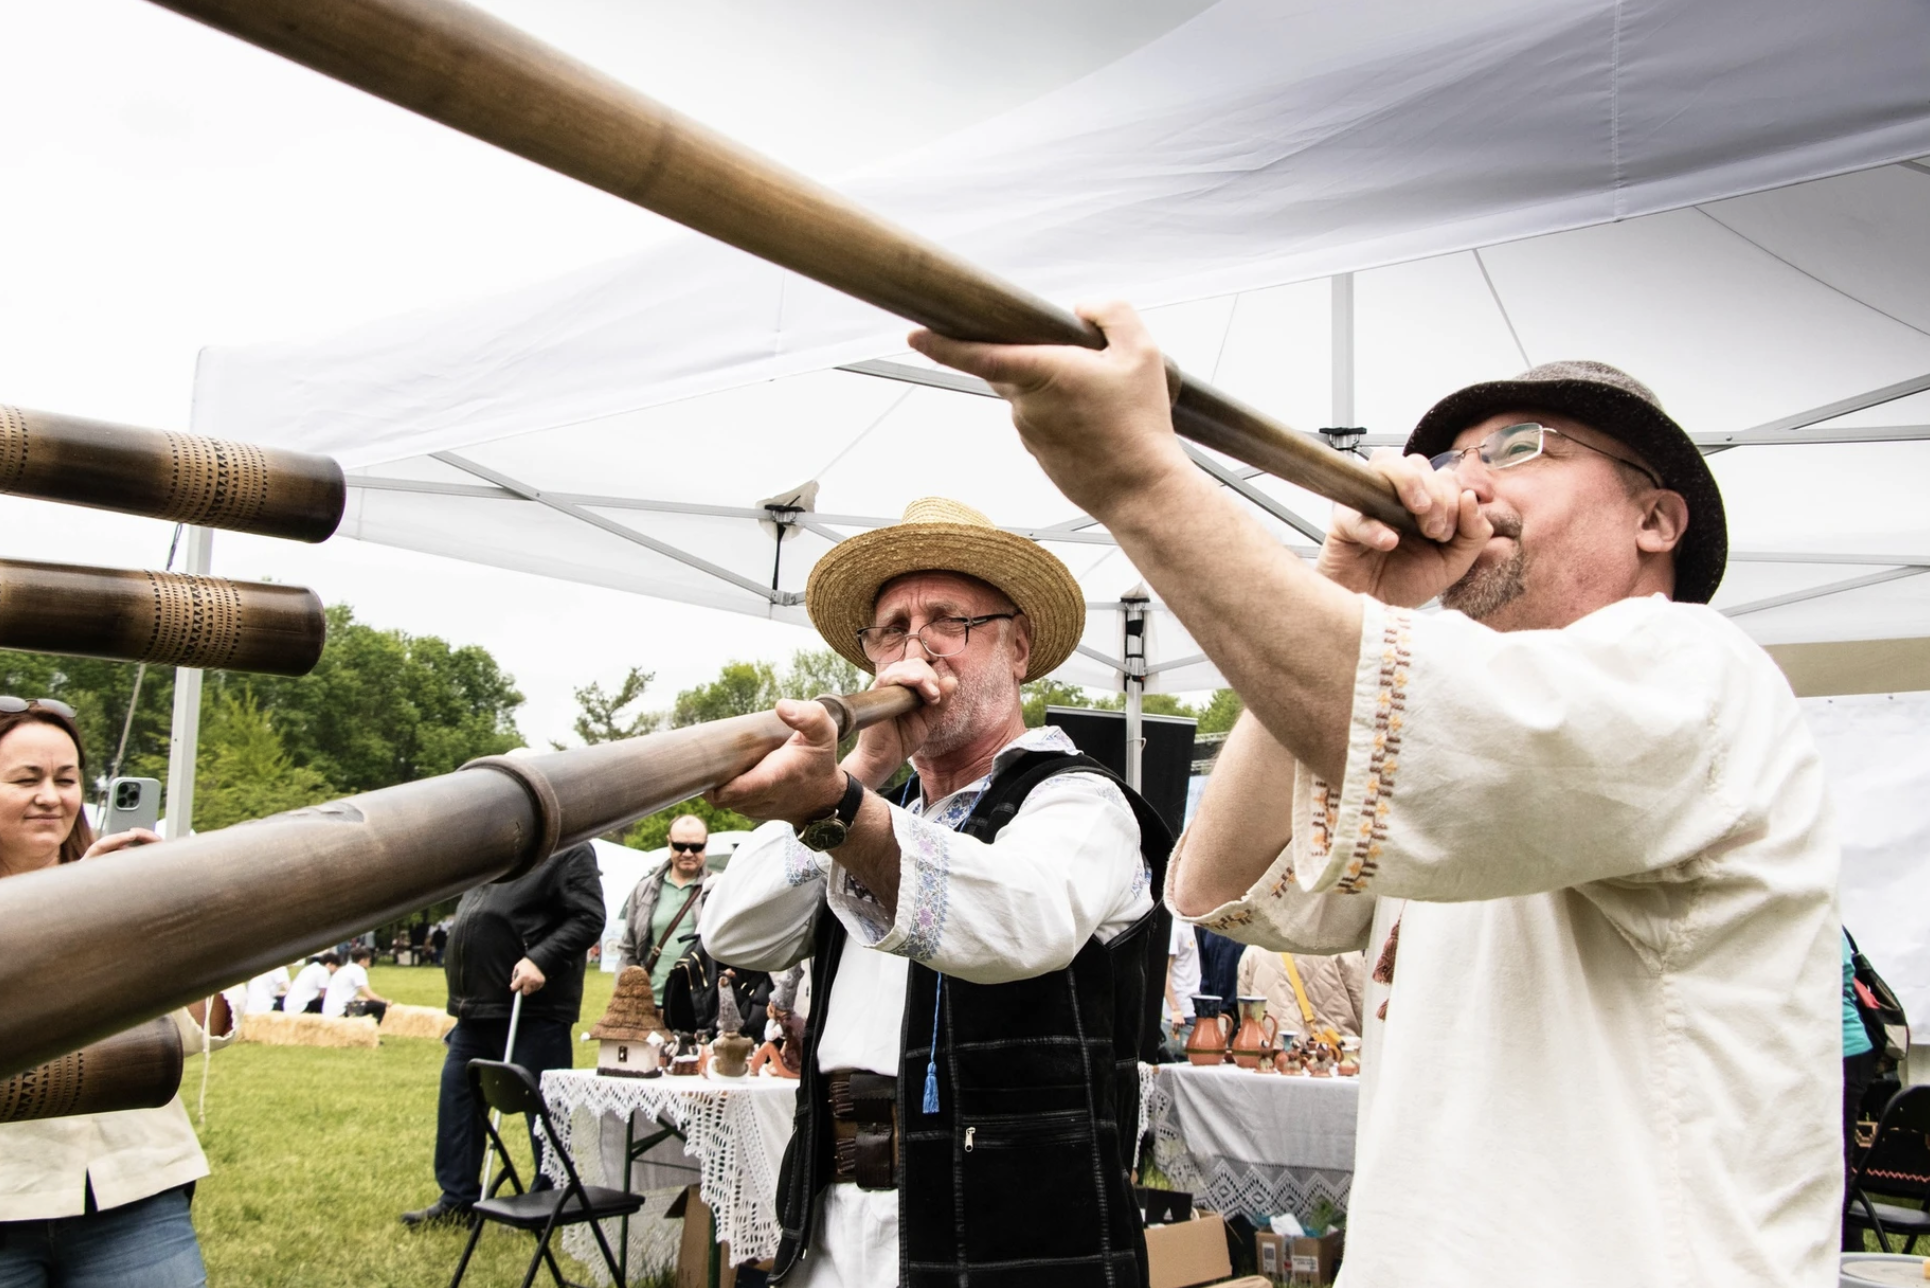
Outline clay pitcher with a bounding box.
[1184,994,1234,1067]
[1230,995,1278,1070]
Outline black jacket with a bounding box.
[444,842,606,1025]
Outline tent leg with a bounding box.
[162,526,214,840]
[1331,273,1355,427]
[1121,587,1149,792]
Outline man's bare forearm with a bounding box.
[829,790,902,918]
[1097,463,1361,783]
[1171,709,1302,916]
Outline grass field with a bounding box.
[184,964,663,1288]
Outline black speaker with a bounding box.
[1043,706,1197,838]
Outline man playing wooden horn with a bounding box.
[701,497,1172,1288]
[910,310,1841,1286]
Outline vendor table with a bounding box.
[1144,1064,1358,1223]
[541,1068,797,1284]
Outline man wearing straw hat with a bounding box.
[909,310,1842,1285]
[701,497,1172,1288]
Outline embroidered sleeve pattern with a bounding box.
[780,831,829,888]
[1295,604,1413,896]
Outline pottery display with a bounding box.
[1230,995,1278,1070]
[1184,995,1234,1066]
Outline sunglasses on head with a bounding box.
[0,696,77,719]
[669,841,707,855]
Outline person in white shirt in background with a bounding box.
[913,311,1842,1285]
[322,947,391,1022]
[283,952,338,1015]
[244,964,291,1014]
[1163,919,1201,1047]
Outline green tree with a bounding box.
[187,692,333,830]
[211,604,525,794]
[1195,687,1244,734]
[1021,678,1096,727]
[568,665,663,746]
[670,660,780,728]
[777,648,867,701]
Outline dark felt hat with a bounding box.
[1404,360,1726,604]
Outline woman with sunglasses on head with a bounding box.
[0,696,233,1288]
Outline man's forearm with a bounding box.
[1096,463,1361,783]
[829,790,901,917]
[1171,709,1302,917]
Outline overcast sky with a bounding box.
[0,0,1219,747]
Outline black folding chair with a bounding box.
[450,1059,646,1288]
[1845,1083,1930,1255]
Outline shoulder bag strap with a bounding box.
[644,880,703,973]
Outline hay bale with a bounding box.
[239,1010,380,1049]
[380,1003,457,1041]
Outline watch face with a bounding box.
[797,816,850,852]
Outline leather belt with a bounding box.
[827,1070,897,1190]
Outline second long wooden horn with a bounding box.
[0,404,344,543]
[145,0,1418,538]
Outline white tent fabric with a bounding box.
[190,0,1930,693]
[1806,692,1930,1029]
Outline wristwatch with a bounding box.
[795,772,865,852]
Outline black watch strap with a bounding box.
[795,772,866,851]
[827,771,865,828]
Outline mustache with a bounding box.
[1486,512,1523,540]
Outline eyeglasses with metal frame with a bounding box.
[0,696,78,719]
[1428,422,1662,489]
[855,612,1021,664]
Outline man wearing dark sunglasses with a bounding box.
[913,309,1842,1286]
[617,814,712,1002]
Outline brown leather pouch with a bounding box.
[828,1070,898,1191]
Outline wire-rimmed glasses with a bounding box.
[1429,422,1661,488]
[856,612,1020,664]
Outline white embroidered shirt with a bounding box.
[1174,594,1842,1288]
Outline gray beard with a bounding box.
[1441,545,1527,621]
[920,655,1014,758]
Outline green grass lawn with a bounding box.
[186,964,659,1288]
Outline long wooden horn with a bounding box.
[0,686,916,1077]
[0,1019,183,1124]
[0,405,344,543]
[0,559,327,676]
[144,0,1418,538]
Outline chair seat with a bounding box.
[475,1184,645,1230]
[1846,1198,1930,1232]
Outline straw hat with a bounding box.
[1405,360,1727,604]
[805,498,1084,682]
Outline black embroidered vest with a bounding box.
[772,750,1174,1288]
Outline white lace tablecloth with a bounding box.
[541,1069,798,1284]
[1143,1063,1358,1224]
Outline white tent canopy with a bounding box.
[190,0,1930,692]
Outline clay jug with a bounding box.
[1230,995,1278,1070]
[1184,995,1233,1067]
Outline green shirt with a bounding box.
[648,876,702,1000]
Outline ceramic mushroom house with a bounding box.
[590,966,669,1077]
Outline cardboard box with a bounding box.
[1144,1213,1231,1288]
[1287,1230,1343,1286]
[1254,1231,1285,1281]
